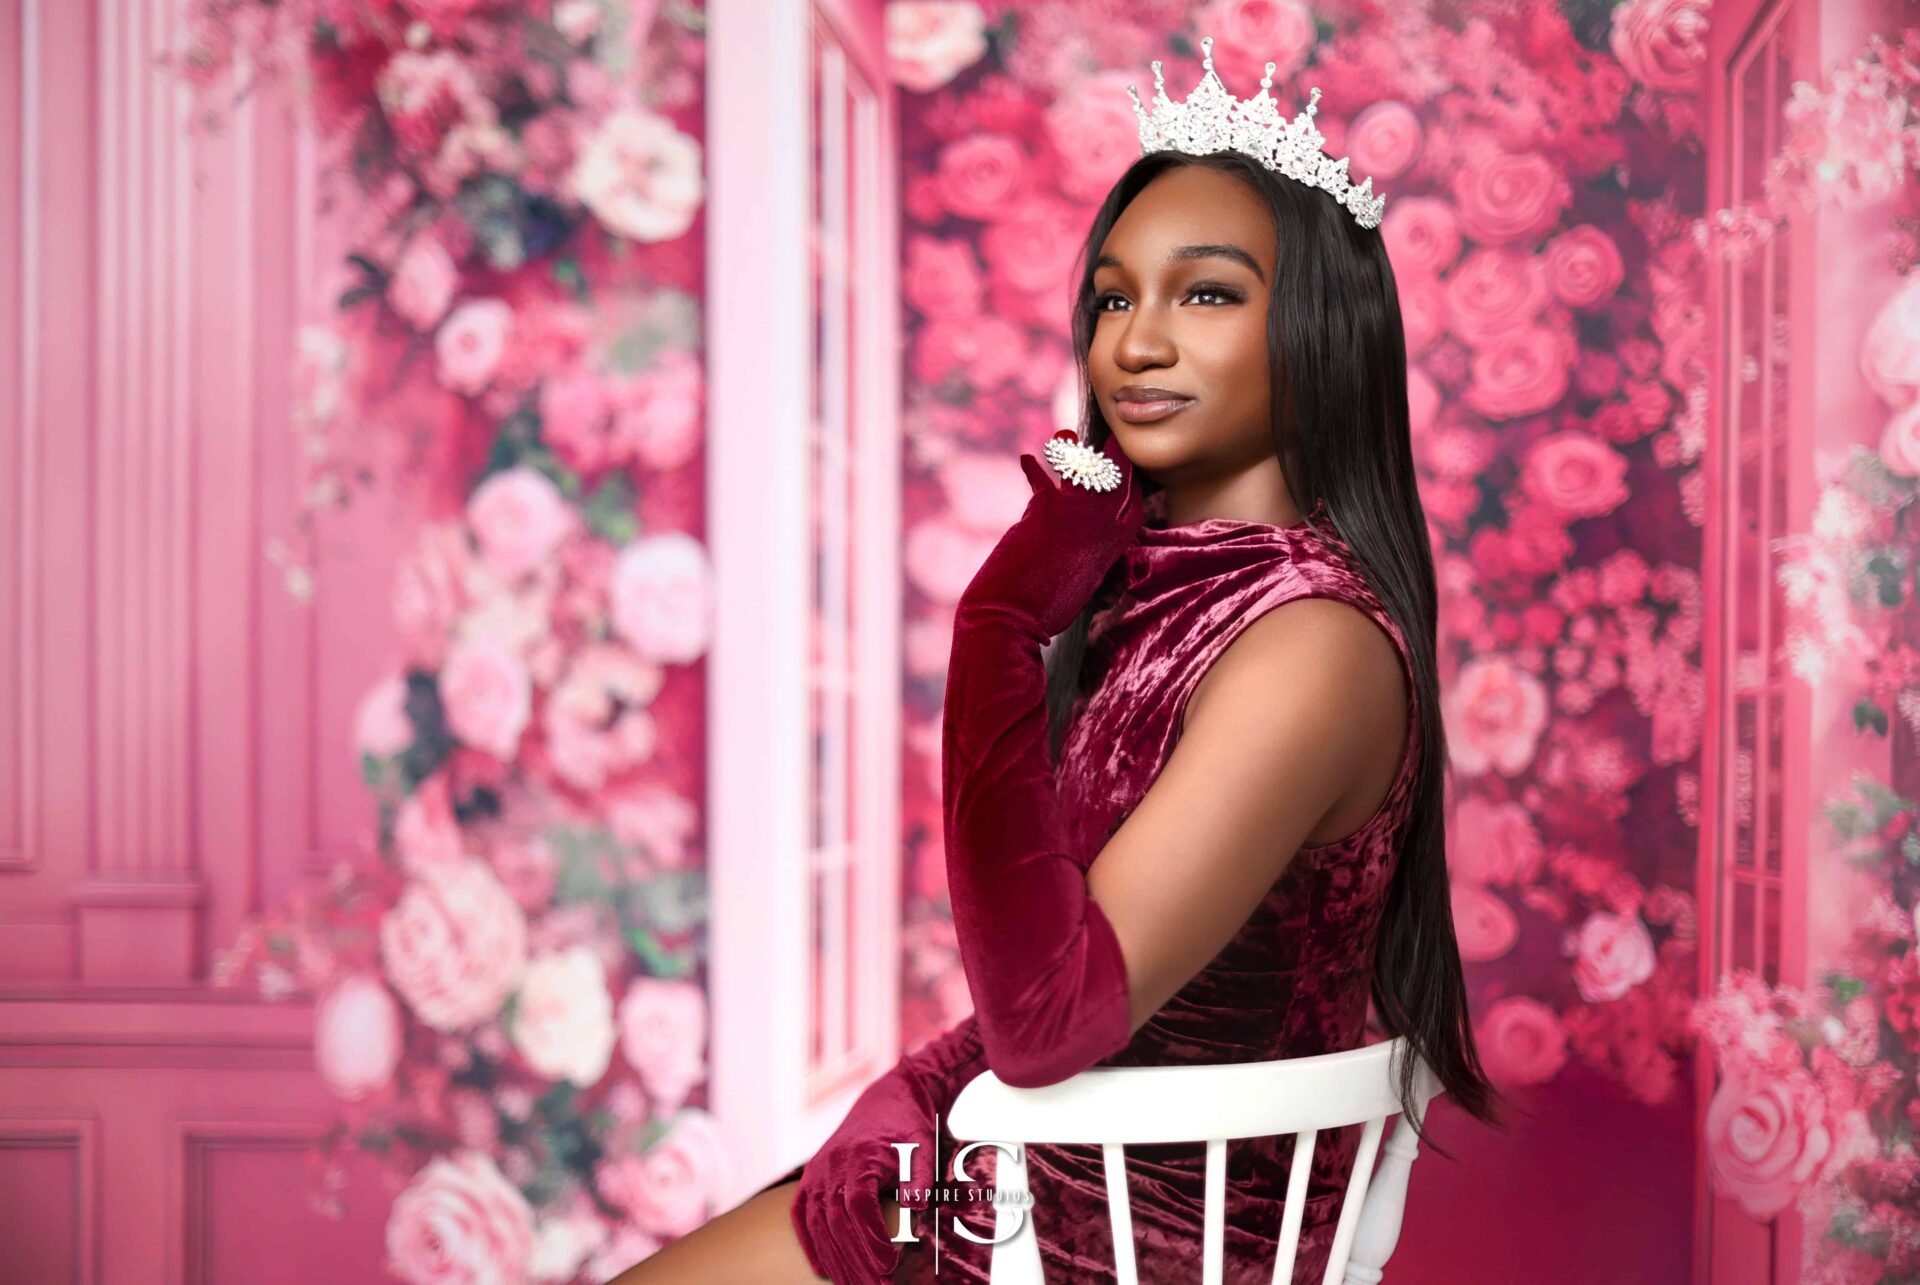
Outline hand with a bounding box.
[956,433,1146,639]
[789,1019,986,1283]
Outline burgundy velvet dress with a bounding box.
[779,494,1423,1284]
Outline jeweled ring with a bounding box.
[1043,432,1122,492]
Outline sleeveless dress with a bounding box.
[772,495,1424,1285]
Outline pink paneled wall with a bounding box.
[0,0,398,1273]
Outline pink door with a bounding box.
[0,1,403,1276]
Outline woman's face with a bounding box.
[1087,165,1278,491]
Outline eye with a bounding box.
[1089,282,1247,312]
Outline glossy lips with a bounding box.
[1111,385,1195,423]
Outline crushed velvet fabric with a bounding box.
[770,494,1422,1284]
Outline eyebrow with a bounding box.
[1094,243,1267,284]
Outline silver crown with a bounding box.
[1126,37,1386,231]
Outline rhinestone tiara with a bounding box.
[1125,36,1386,231]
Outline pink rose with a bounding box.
[979,196,1083,297]
[386,1150,535,1285]
[1570,911,1657,1002]
[355,674,415,759]
[885,0,989,93]
[1463,325,1572,420]
[435,298,513,396]
[315,974,403,1100]
[1704,1064,1832,1220]
[1043,74,1146,204]
[1451,883,1518,962]
[1347,101,1422,183]
[511,945,617,1087]
[539,369,614,474]
[1863,277,1920,475]
[1451,150,1570,246]
[904,236,985,322]
[489,835,557,910]
[380,859,528,1031]
[618,977,708,1112]
[604,780,699,868]
[1544,226,1624,310]
[1476,996,1568,1086]
[912,314,1030,391]
[1609,0,1709,94]
[609,347,704,471]
[389,236,459,330]
[1450,796,1543,886]
[396,775,465,875]
[438,638,532,761]
[1398,276,1447,354]
[904,515,999,605]
[597,1108,729,1238]
[1381,197,1461,277]
[610,532,714,664]
[466,468,575,582]
[570,106,704,242]
[1443,654,1549,776]
[542,644,662,791]
[1522,431,1629,518]
[395,525,474,668]
[1445,248,1548,348]
[1195,0,1316,87]
[933,134,1029,222]
[1880,403,1920,478]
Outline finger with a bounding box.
[1018,452,1053,495]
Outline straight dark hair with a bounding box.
[1042,150,1510,1156]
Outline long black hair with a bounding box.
[1043,149,1510,1156]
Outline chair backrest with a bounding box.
[945,1037,1444,1285]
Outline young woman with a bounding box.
[615,76,1504,1285]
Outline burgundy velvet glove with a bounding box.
[942,433,1146,1090]
[789,1015,988,1283]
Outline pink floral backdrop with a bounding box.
[149,0,1920,1281]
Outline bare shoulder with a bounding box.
[1184,595,1409,786]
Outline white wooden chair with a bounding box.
[945,1037,1443,1285]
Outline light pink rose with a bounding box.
[543,644,662,791]
[436,298,514,396]
[885,1,989,93]
[1381,197,1462,277]
[539,368,615,474]
[356,674,415,759]
[604,780,699,868]
[1609,0,1709,93]
[904,236,984,322]
[380,859,528,1031]
[1451,150,1570,246]
[1399,276,1447,355]
[609,532,714,664]
[389,236,459,330]
[511,945,617,1087]
[1450,796,1543,886]
[913,313,1030,391]
[1196,0,1316,87]
[1463,325,1572,420]
[1522,430,1629,518]
[1445,248,1548,348]
[395,524,474,668]
[489,835,557,911]
[529,1202,611,1283]
[980,196,1083,299]
[1443,654,1549,776]
[1704,1064,1832,1219]
[904,514,999,605]
[1347,101,1422,183]
[376,49,495,158]
[597,1108,729,1238]
[386,1149,535,1285]
[1476,996,1568,1086]
[1879,403,1920,478]
[1544,226,1624,310]
[1569,911,1657,1002]
[396,775,465,875]
[1769,63,1910,213]
[315,974,403,1100]
[465,468,575,582]
[570,106,705,242]
[609,348,704,471]
[1451,882,1519,962]
[1862,277,1920,476]
[933,134,1029,222]
[1043,73,1146,204]
[583,1223,663,1283]
[438,638,532,760]
[618,977,708,1112]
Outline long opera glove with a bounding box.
[941,434,1146,1090]
[788,1015,988,1283]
